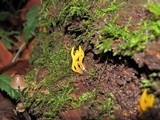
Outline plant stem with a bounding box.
[18,87,31,120]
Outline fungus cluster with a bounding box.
[138,89,155,113]
[71,46,86,74]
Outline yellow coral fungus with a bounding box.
[138,89,155,113]
[71,46,85,74]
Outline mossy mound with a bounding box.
[23,0,160,119]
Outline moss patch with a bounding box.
[24,32,74,119]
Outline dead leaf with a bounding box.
[0,59,31,76]
[0,42,13,68]
[21,39,36,59]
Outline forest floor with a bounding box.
[59,0,160,119]
[49,0,160,119]
[0,0,160,120]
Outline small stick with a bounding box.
[11,43,26,63]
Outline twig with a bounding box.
[11,43,26,63]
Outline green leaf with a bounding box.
[23,5,40,44]
[0,75,19,99]
[1,37,12,50]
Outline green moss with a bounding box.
[25,78,74,119]
[94,0,124,18]
[96,1,160,56]
[98,93,116,120]
[55,0,92,27]
[97,19,148,56]
[72,90,96,108]
[24,32,74,119]
[82,92,116,120]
